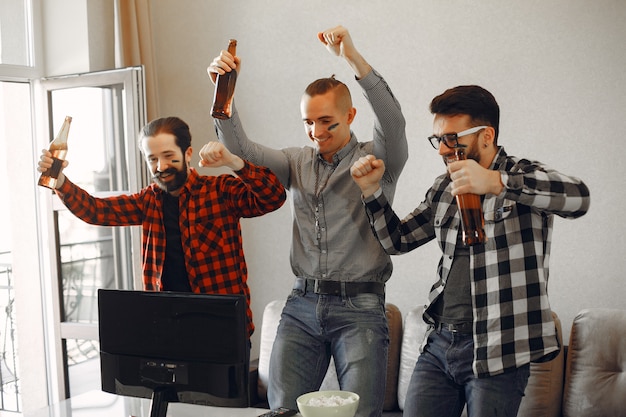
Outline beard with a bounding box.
[442,137,482,182]
[153,155,188,193]
[442,136,482,168]
[464,138,481,163]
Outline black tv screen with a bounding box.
[98,289,250,416]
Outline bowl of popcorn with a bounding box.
[296,390,360,417]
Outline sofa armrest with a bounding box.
[517,311,565,417]
[562,308,626,417]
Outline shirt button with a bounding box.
[322,273,327,278]
[322,250,327,254]
[435,220,440,226]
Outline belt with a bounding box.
[435,320,473,334]
[294,278,385,297]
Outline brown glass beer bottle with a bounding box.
[38,116,72,189]
[444,147,487,245]
[211,39,238,119]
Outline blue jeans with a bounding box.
[403,328,530,417]
[268,287,388,417]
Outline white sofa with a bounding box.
[254,302,626,417]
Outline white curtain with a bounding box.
[115,0,160,121]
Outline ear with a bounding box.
[185,146,193,164]
[346,107,357,125]
[482,126,496,147]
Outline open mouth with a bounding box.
[155,169,177,180]
[315,136,330,144]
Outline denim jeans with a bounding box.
[268,287,389,417]
[403,328,530,417]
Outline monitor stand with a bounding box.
[149,386,179,417]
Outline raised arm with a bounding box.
[351,154,385,198]
[38,148,68,188]
[500,158,590,218]
[363,69,408,189]
[317,25,372,80]
[207,50,291,186]
[319,26,408,194]
[198,141,244,171]
[217,159,287,218]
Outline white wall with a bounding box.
[149,0,625,359]
[42,0,115,76]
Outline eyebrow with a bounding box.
[146,150,177,159]
[303,116,334,122]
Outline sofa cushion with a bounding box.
[517,311,565,417]
[397,306,429,410]
[257,300,403,411]
[562,308,626,417]
[257,300,285,402]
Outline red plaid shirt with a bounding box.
[55,161,286,335]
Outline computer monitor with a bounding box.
[98,289,250,417]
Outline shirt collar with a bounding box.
[316,132,358,166]
[489,146,508,170]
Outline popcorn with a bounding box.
[306,394,357,407]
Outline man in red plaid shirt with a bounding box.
[38,116,286,336]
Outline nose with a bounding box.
[312,123,327,139]
[438,140,452,156]
[157,158,168,172]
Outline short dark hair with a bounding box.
[304,75,352,111]
[139,117,192,154]
[430,85,500,143]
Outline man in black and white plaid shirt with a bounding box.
[350,85,590,417]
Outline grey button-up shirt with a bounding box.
[214,69,408,283]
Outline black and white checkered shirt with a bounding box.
[363,147,590,377]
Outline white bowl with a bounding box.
[296,390,360,417]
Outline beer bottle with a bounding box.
[211,39,238,119]
[38,116,72,189]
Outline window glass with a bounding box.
[41,68,147,398]
[49,87,119,194]
[0,80,30,413]
[0,0,32,66]
[57,210,115,323]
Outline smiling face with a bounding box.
[301,89,356,163]
[433,114,496,168]
[141,132,193,195]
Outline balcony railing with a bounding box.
[0,252,20,413]
[0,236,116,410]
[59,237,115,396]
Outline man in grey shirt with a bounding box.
[207,26,407,417]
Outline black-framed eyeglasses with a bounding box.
[427,125,487,150]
